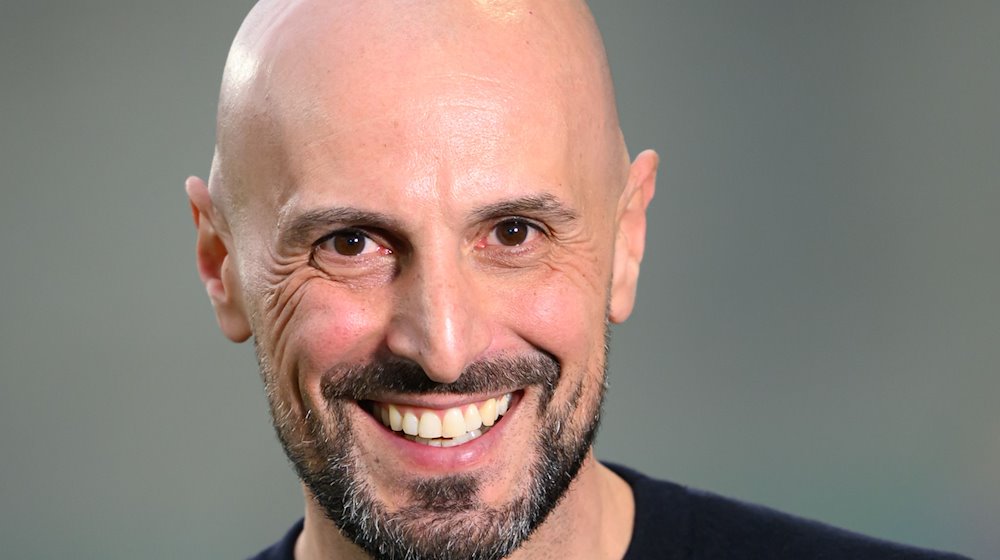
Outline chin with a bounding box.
[261,348,607,560]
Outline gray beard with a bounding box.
[261,351,606,560]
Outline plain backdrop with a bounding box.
[1,1,997,558]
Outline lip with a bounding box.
[353,390,524,472]
[366,391,514,410]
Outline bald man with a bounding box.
[186,2,968,559]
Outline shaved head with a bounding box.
[209,0,628,227]
[190,2,657,558]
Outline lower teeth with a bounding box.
[403,427,490,447]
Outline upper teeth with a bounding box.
[372,393,513,444]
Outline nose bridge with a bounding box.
[387,243,490,384]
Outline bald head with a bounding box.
[190,5,658,556]
[209,0,628,224]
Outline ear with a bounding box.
[609,149,658,324]
[185,176,252,342]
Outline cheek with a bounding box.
[505,271,608,371]
[292,291,386,375]
[269,285,388,413]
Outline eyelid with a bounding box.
[482,217,549,247]
[312,227,394,261]
[497,216,548,234]
[315,227,356,246]
[315,226,388,247]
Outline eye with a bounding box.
[486,218,541,247]
[318,229,383,256]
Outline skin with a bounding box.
[187,1,658,558]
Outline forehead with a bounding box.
[278,76,573,217]
[219,3,617,225]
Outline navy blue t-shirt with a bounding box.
[250,463,970,559]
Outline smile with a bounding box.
[367,393,514,448]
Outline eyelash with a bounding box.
[311,218,548,260]
[482,218,547,248]
[313,229,392,260]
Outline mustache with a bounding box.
[320,353,561,401]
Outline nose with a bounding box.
[385,250,492,384]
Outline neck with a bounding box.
[505,454,635,560]
[295,453,635,560]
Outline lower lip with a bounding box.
[355,392,523,472]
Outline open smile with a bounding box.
[361,391,520,448]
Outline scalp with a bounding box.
[209,0,628,229]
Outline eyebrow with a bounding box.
[468,193,580,224]
[280,193,579,248]
[280,208,403,248]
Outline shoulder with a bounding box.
[605,463,970,560]
[247,518,302,560]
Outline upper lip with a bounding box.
[361,389,521,409]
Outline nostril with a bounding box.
[384,270,491,383]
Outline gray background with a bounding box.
[1,1,996,558]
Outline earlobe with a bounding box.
[186,176,252,342]
[609,149,658,324]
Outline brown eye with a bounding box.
[322,230,378,256]
[490,219,535,246]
